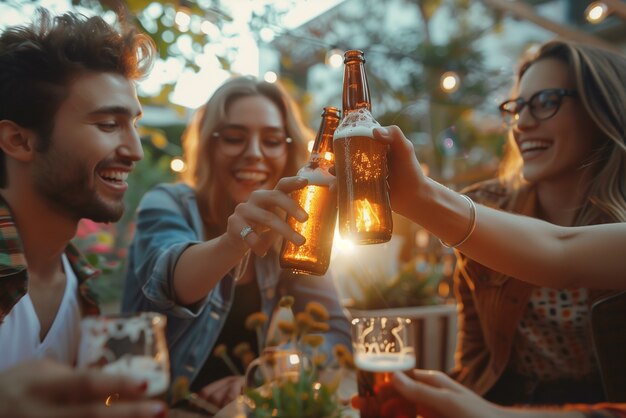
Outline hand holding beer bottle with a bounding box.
[334,50,393,244]
[280,106,341,276]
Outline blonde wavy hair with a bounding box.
[498,39,626,224]
[181,76,311,237]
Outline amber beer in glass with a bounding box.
[280,107,340,275]
[352,316,416,418]
[334,49,392,244]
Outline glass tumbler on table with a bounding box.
[77,312,170,399]
[351,316,416,418]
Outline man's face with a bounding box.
[33,72,144,222]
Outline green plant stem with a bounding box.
[219,353,241,376]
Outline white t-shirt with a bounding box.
[0,254,81,371]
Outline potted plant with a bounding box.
[342,250,457,372]
[172,297,356,418]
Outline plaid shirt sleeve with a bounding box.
[0,196,100,322]
[0,204,28,324]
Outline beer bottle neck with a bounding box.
[342,61,371,113]
[310,108,340,164]
[311,120,338,156]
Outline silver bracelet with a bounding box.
[439,194,477,248]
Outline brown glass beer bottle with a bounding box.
[280,106,340,275]
[333,50,392,244]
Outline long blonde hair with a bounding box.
[181,76,311,237]
[498,40,626,224]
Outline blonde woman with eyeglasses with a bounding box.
[122,76,350,408]
[368,39,626,414]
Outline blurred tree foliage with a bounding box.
[3,0,510,184]
[253,0,510,184]
[73,0,234,84]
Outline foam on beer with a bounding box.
[103,355,170,397]
[333,108,381,140]
[299,165,334,186]
[355,353,416,372]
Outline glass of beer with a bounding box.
[77,312,170,398]
[351,316,416,418]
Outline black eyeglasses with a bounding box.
[499,88,578,126]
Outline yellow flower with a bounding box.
[312,353,327,366]
[333,344,350,359]
[301,334,325,348]
[295,312,313,330]
[277,320,297,336]
[278,295,295,308]
[245,312,268,330]
[333,344,356,369]
[233,342,255,369]
[213,343,227,357]
[309,320,330,333]
[305,301,329,321]
[233,342,252,358]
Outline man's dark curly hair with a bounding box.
[0,8,156,187]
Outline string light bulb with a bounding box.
[263,71,278,83]
[325,48,343,68]
[440,71,460,93]
[585,2,608,23]
[170,158,187,173]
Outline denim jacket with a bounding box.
[121,183,350,385]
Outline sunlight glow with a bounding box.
[0,1,347,109]
[332,227,355,254]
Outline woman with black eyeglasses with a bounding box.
[121,76,350,409]
[358,39,626,416]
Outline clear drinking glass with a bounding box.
[351,316,416,418]
[77,312,170,398]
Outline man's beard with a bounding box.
[33,148,125,223]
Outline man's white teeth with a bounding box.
[235,171,267,182]
[520,140,551,152]
[100,170,129,181]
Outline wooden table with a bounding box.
[168,409,208,418]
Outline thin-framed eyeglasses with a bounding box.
[211,126,292,159]
[499,88,578,126]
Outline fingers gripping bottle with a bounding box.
[280,106,341,275]
[333,50,393,244]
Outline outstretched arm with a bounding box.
[129,177,309,308]
[173,176,309,305]
[374,125,626,290]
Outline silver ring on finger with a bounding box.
[240,225,254,240]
